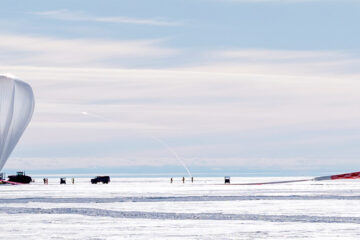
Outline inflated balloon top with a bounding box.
[0,75,34,171]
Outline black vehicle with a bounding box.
[91,176,110,184]
[8,171,32,184]
[224,176,231,184]
[60,178,66,184]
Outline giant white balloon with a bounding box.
[0,76,34,171]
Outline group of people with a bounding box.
[170,177,194,183]
[42,178,75,184]
[43,177,194,184]
[43,178,48,184]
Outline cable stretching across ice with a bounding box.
[81,111,192,177]
[0,76,35,171]
[151,137,192,178]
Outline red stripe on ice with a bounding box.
[331,171,360,180]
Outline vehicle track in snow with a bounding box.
[1,195,360,203]
[1,207,360,223]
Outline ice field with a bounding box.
[1,177,360,239]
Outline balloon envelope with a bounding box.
[0,76,34,171]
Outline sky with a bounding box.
[1,0,360,176]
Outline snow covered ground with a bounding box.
[1,177,360,239]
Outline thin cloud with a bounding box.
[188,48,360,76]
[32,9,182,26]
[0,34,179,67]
[214,49,349,61]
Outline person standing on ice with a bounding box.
[170,178,173,183]
[72,178,75,184]
[182,177,185,183]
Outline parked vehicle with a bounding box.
[8,171,32,184]
[224,176,231,184]
[91,176,110,184]
[60,177,66,184]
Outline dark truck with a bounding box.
[224,176,231,184]
[91,176,110,184]
[60,177,66,184]
[8,171,32,184]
